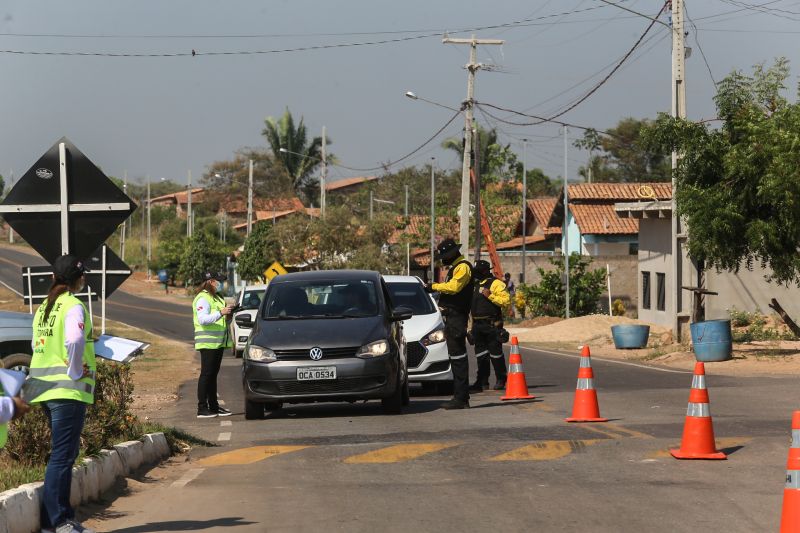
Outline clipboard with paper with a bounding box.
[94,335,150,363]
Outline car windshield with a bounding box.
[240,289,265,310]
[386,281,436,316]
[262,279,379,319]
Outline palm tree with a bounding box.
[442,125,511,183]
[262,108,326,202]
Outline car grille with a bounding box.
[409,360,450,375]
[251,376,387,395]
[406,341,427,368]
[273,346,359,360]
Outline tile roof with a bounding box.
[221,196,306,214]
[527,198,561,236]
[492,235,547,250]
[567,182,672,201]
[232,209,299,230]
[388,215,460,245]
[569,203,639,235]
[325,176,379,192]
[150,188,205,205]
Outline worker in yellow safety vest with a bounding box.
[193,270,234,418]
[29,255,97,533]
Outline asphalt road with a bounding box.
[0,245,193,341]
[84,343,795,532]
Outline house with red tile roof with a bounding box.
[149,188,206,217]
[325,176,379,194]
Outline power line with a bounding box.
[685,4,718,87]
[596,0,672,27]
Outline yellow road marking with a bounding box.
[582,423,652,440]
[490,439,601,461]
[648,437,753,459]
[344,442,458,464]
[198,445,310,466]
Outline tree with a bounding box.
[0,174,5,197]
[574,119,671,183]
[442,125,521,184]
[263,109,325,202]
[202,147,294,199]
[177,232,227,286]
[519,254,606,317]
[237,221,278,282]
[642,58,800,286]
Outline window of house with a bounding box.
[656,273,666,311]
[642,272,651,310]
[629,243,639,255]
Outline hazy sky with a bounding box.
[1,1,799,192]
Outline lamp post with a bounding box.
[521,139,528,284]
[430,157,436,283]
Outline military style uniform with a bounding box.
[471,274,511,391]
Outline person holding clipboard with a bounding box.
[29,255,97,533]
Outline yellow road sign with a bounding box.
[264,261,288,280]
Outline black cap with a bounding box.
[434,238,460,260]
[202,271,227,283]
[474,259,492,278]
[53,255,87,283]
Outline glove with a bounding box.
[424,282,435,293]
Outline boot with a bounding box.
[493,378,507,391]
[469,381,484,393]
[441,398,470,410]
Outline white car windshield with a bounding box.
[386,282,436,316]
[240,290,265,310]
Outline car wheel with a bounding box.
[244,399,264,420]
[381,373,404,415]
[401,375,410,406]
[1,353,32,375]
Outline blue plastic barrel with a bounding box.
[157,269,168,283]
[690,319,733,362]
[611,324,650,349]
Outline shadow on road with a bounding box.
[262,399,444,420]
[111,517,257,532]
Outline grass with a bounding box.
[0,463,46,492]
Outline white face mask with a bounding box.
[73,276,86,294]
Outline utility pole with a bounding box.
[146,176,151,277]
[321,126,327,218]
[247,159,254,236]
[404,185,409,218]
[521,139,528,284]
[443,34,504,250]
[563,126,571,319]
[369,191,373,220]
[430,158,436,283]
[187,169,193,238]
[671,0,687,339]
[120,170,126,259]
[472,122,482,261]
[7,169,13,244]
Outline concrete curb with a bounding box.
[0,433,171,533]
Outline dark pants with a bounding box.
[197,348,224,410]
[472,320,507,386]
[41,399,87,529]
[443,309,470,402]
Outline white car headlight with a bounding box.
[357,339,389,358]
[421,327,445,346]
[245,345,276,362]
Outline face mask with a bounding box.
[74,277,86,294]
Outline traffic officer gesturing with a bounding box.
[469,260,511,392]
[426,238,474,409]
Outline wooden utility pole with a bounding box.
[443,34,504,251]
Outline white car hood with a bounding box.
[401,312,443,343]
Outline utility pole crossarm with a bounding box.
[442,38,505,45]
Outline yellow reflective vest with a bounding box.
[193,291,232,350]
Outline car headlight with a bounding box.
[421,326,445,346]
[357,339,389,358]
[245,345,277,362]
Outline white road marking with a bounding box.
[220,420,232,427]
[171,468,205,488]
[218,432,231,441]
[518,346,692,374]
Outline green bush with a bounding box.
[728,307,754,327]
[519,254,606,318]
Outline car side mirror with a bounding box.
[391,306,413,322]
[235,314,254,328]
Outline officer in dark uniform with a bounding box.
[425,238,474,409]
[469,260,511,392]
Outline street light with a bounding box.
[279,146,327,217]
[430,157,436,283]
[404,91,461,113]
[521,139,528,285]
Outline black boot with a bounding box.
[441,398,470,410]
[493,378,507,391]
[469,381,484,393]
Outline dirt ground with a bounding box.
[0,286,196,417]
[508,314,800,377]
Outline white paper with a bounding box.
[94,335,150,363]
[0,369,26,397]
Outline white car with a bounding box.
[231,284,268,357]
[383,275,452,394]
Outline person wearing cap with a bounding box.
[425,238,474,409]
[193,271,234,418]
[503,272,516,318]
[469,260,510,392]
[29,255,97,533]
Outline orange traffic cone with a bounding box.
[670,362,726,460]
[565,345,608,423]
[500,336,535,401]
[780,411,800,532]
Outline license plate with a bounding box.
[296,366,337,381]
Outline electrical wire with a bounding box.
[331,111,462,172]
[684,4,718,88]
[596,0,671,27]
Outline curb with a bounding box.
[0,433,171,533]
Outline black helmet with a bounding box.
[434,238,461,265]
[474,259,492,279]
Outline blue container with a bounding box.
[157,269,168,283]
[690,319,733,362]
[611,324,650,349]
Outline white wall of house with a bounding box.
[706,266,800,320]
[583,241,630,256]
[637,218,673,328]
[560,210,582,255]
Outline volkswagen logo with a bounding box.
[309,347,323,361]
